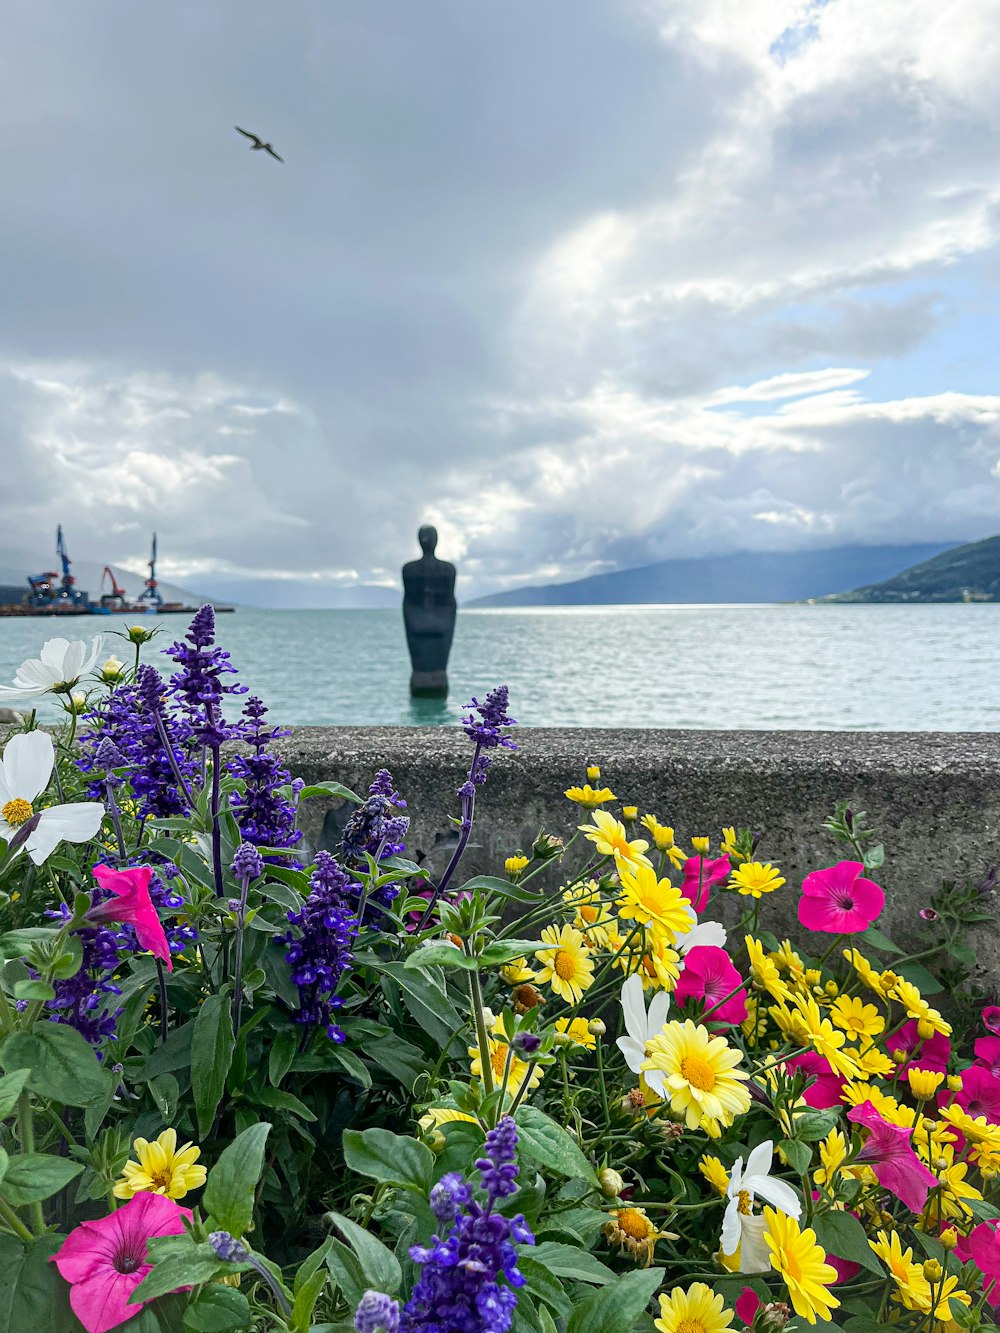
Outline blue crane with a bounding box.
[136,532,163,608]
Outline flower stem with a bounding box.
[17,1091,45,1234]
[209,744,224,898]
[415,742,482,930]
[232,871,251,1037]
[0,1196,34,1242]
[467,959,494,1098]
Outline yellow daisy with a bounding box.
[654,1282,734,1333]
[829,995,884,1042]
[617,862,693,940]
[640,815,687,869]
[763,1207,840,1325]
[504,854,530,879]
[469,1016,544,1101]
[113,1128,207,1200]
[698,1155,730,1197]
[851,1044,896,1081]
[745,935,790,1002]
[579,809,651,868]
[555,1016,597,1049]
[605,1207,676,1267]
[729,862,785,899]
[418,1106,479,1133]
[642,1020,751,1132]
[791,992,862,1081]
[565,784,617,810]
[890,979,952,1037]
[501,956,536,984]
[870,1230,931,1312]
[720,826,745,863]
[534,924,595,1003]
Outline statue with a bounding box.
[402,525,457,697]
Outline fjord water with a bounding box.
[1,604,998,730]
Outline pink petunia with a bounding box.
[679,855,731,913]
[975,1036,1000,1078]
[674,945,747,1024]
[969,1220,1000,1308]
[952,1066,1000,1123]
[87,865,172,971]
[983,1006,1000,1037]
[51,1193,191,1333]
[734,1288,760,1326]
[798,861,884,934]
[847,1100,938,1214]
[783,1052,845,1109]
[889,1019,951,1075]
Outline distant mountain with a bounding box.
[826,535,1000,603]
[189,576,401,610]
[466,543,952,607]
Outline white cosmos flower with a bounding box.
[617,973,671,1098]
[0,731,104,864]
[720,1140,801,1272]
[0,636,104,701]
[674,903,728,954]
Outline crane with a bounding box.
[27,526,87,608]
[136,533,163,608]
[99,566,129,610]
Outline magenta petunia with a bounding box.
[679,855,731,913]
[952,1065,1000,1124]
[674,945,747,1024]
[87,865,172,971]
[734,1288,760,1326]
[784,1052,845,1109]
[983,1006,1000,1037]
[975,1036,1000,1078]
[847,1100,938,1214]
[889,1019,951,1074]
[51,1193,191,1333]
[797,861,884,934]
[970,1220,1000,1308]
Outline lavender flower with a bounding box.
[400,1116,532,1333]
[278,852,359,1042]
[232,841,265,883]
[462,686,517,752]
[355,1291,401,1333]
[341,770,410,862]
[228,696,303,854]
[166,604,246,748]
[35,904,126,1048]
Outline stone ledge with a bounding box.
[285,727,1000,980]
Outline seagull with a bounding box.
[234,126,284,162]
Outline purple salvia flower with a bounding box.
[355,1291,400,1333]
[166,604,247,748]
[461,686,517,752]
[278,852,359,1042]
[232,842,265,883]
[228,695,302,854]
[430,1172,474,1223]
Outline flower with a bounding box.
[278,852,359,1042]
[617,862,693,939]
[501,956,536,984]
[680,855,731,912]
[0,635,104,700]
[617,974,672,1094]
[828,995,884,1042]
[586,764,601,781]
[504,854,529,879]
[798,861,884,933]
[983,1005,1000,1036]
[975,1035,1000,1076]
[642,1020,751,1131]
[890,979,951,1037]
[113,1128,206,1200]
[969,1220,1000,1308]
[721,1141,801,1273]
[87,865,172,971]
[730,862,785,899]
[783,1052,845,1108]
[640,816,686,868]
[869,1230,932,1312]
[698,1155,730,1197]
[565,784,616,809]
[906,1067,945,1100]
[951,1065,1000,1123]
[790,993,862,1080]
[461,685,517,751]
[355,1291,401,1333]
[675,946,748,1024]
[554,1017,596,1049]
[400,1116,533,1333]
[604,1207,675,1266]
[50,1193,191,1333]
[891,1019,951,1073]
[470,1016,544,1101]
[654,1283,734,1333]
[231,841,265,884]
[0,730,104,865]
[579,809,651,867]
[228,696,304,854]
[847,1100,938,1213]
[534,924,594,1003]
[745,936,790,1003]
[763,1208,839,1325]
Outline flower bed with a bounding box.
[0,611,998,1332]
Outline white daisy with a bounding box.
[0,731,104,864]
[720,1139,801,1272]
[0,636,104,701]
[617,973,671,1097]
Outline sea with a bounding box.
[0,604,998,731]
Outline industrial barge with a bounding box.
[0,528,233,617]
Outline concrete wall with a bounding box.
[286,727,1000,983]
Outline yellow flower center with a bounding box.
[781,1247,802,1282]
[553,949,576,980]
[490,1044,509,1079]
[737,1189,753,1215]
[150,1169,172,1190]
[580,905,599,924]
[1,798,33,827]
[677,1321,705,1333]
[680,1053,717,1092]
[617,1208,652,1240]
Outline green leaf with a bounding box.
[324,1238,367,1310]
[813,1210,884,1276]
[404,943,477,971]
[298,782,362,803]
[858,925,902,955]
[0,1154,83,1206]
[896,960,943,995]
[0,1023,109,1107]
[182,1285,250,1332]
[0,1234,85,1331]
[377,962,463,1051]
[479,940,546,966]
[778,1138,812,1176]
[191,993,235,1138]
[0,1068,30,1120]
[13,980,55,1002]
[326,1045,372,1089]
[325,1211,402,1295]
[515,1106,597,1183]
[289,1267,326,1333]
[528,1242,616,1285]
[255,1087,317,1122]
[202,1122,272,1238]
[267,1028,298,1087]
[342,1127,435,1193]
[567,1267,665,1333]
[130,1236,227,1305]
[458,875,542,904]
[518,1256,572,1319]
[136,1020,194,1082]
[794,1108,842,1142]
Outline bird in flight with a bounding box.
[234,126,284,162]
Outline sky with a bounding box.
[2,0,999,604]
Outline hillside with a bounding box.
[466,543,952,607]
[827,534,1000,602]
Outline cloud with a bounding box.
[0,0,997,602]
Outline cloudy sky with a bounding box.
[2,0,999,603]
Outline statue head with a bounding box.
[418,525,438,557]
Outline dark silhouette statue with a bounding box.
[402,526,457,697]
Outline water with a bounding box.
[0,604,998,730]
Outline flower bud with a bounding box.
[691,836,710,855]
[758,1302,792,1331]
[586,765,601,783]
[919,907,939,922]
[622,806,638,822]
[940,1227,958,1250]
[513,1031,542,1056]
[922,1258,943,1282]
[552,1029,573,1047]
[67,691,87,715]
[99,655,126,683]
[532,832,565,861]
[588,1018,607,1037]
[512,983,544,1013]
[598,1167,625,1198]
[622,1088,646,1111]
[504,854,530,880]
[947,1074,964,1092]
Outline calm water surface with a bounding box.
[0,605,997,730]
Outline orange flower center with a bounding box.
[680,1053,716,1092]
[1,798,33,827]
[554,949,576,980]
[677,1321,705,1333]
[617,1208,651,1240]
[737,1189,753,1215]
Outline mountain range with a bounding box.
[466,543,953,607]
[824,534,1000,603]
